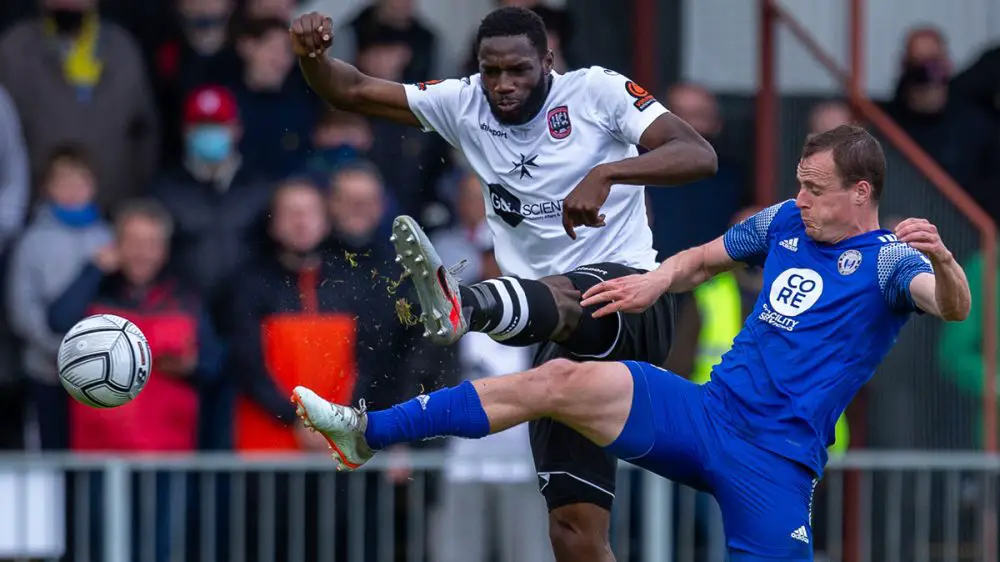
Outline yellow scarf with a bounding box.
[44,11,103,88]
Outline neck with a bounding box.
[279,251,320,272]
[830,211,881,243]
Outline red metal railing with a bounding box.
[757,1,998,558]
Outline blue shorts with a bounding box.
[608,361,818,561]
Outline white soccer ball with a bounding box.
[57,314,153,408]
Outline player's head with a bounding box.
[796,124,885,243]
[474,7,553,125]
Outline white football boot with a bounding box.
[390,215,469,345]
[291,387,373,471]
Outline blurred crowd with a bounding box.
[0,0,999,559]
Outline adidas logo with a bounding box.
[780,237,799,252]
[790,525,810,544]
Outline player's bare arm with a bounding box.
[609,111,719,186]
[289,12,420,127]
[895,217,971,322]
[580,235,736,318]
[562,112,718,238]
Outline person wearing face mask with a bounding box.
[0,0,160,210]
[154,0,243,164]
[5,145,112,451]
[884,26,999,195]
[305,107,373,175]
[147,86,274,347]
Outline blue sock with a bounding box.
[364,381,491,450]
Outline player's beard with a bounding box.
[487,73,552,126]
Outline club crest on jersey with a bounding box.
[547,105,572,139]
[837,250,862,275]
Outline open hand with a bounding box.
[289,12,334,58]
[894,218,952,263]
[580,272,671,318]
[562,167,612,239]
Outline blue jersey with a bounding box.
[708,200,934,475]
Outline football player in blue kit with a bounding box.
[292,125,971,560]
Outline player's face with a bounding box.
[795,150,860,243]
[478,35,553,125]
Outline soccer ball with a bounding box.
[57,314,153,408]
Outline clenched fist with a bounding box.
[289,12,334,58]
[894,217,952,264]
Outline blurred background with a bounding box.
[0,0,998,560]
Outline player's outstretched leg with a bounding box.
[290,359,636,471]
[391,215,583,348]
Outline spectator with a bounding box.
[232,17,319,180]
[0,84,28,256]
[47,197,223,451]
[325,160,394,251]
[808,99,854,136]
[304,107,374,177]
[240,0,298,21]
[148,84,274,336]
[229,178,352,451]
[347,0,437,84]
[0,0,159,211]
[46,199,222,562]
[153,0,242,165]
[645,82,745,259]
[883,26,998,192]
[953,41,1000,123]
[353,40,433,219]
[5,145,112,450]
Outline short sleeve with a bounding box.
[878,243,934,312]
[722,200,792,267]
[586,67,669,146]
[402,78,473,147]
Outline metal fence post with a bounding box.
[103,461,131,562]
[641,471,672,561]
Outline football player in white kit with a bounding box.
[289,7,718,562]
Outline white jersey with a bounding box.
[403,66,665,279]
